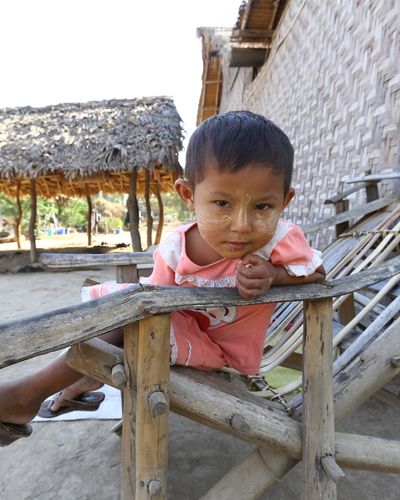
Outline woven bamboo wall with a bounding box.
[220,0,400,247]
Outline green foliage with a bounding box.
[161,192,193,223]
[0,193,16,217]
[58,198,87,229]
[0,190,192,235]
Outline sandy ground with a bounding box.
[0,234,400,499]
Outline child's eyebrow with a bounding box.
[209,190,281,201]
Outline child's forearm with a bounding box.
[271,265,326,286]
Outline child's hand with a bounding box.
[236,254,277,300]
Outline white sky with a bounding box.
[0,0,240,159]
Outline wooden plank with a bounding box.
[303,298,337,499]
[134,314,170,499]
[1,256,400,368]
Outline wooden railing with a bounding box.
[1,256,400,499]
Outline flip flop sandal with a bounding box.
[0,421,33,447]
[38,391,105,418]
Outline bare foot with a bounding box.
[49,376,103,412]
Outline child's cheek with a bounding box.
[253,210,281,234]
[195,207,231,227]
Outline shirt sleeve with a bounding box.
[270,225,322,277]
[139,247,176,286]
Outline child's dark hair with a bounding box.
[185,111,294,194]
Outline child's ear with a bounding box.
[283,188,295,209]
[174,178,195,210]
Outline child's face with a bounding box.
[176,161,294,261]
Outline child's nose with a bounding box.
[230,208,252,233]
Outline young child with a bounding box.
[0,111,325,446]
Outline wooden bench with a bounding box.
[1,257,400,499]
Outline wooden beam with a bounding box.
[66,338,126,388]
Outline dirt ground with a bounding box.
[0,233,400,499]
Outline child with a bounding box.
[0,111,325,446]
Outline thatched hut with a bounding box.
[0,96,183,260]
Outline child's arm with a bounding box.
[236,254,326,300]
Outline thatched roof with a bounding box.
[0,96,183,198]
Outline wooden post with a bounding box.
[144,170,153,249]
[116,264,139,284]
[29,178,37,262]
[153,183,164,245]
[121,322,139,499]
[134,314,170,500]
[121,315,170,499]
[86,186,92,246]
[15,180,22,249]
[128,169,142,252]
[303,298,340,499]
[332,198,355,324]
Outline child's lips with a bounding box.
[226,241,249,251]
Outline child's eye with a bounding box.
[215,200,230,208]
[255,203,270,210]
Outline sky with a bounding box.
[0,0,240,158]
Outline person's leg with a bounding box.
[49,328,123,412]
[0,353,84,425]
[0,327,124,424]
